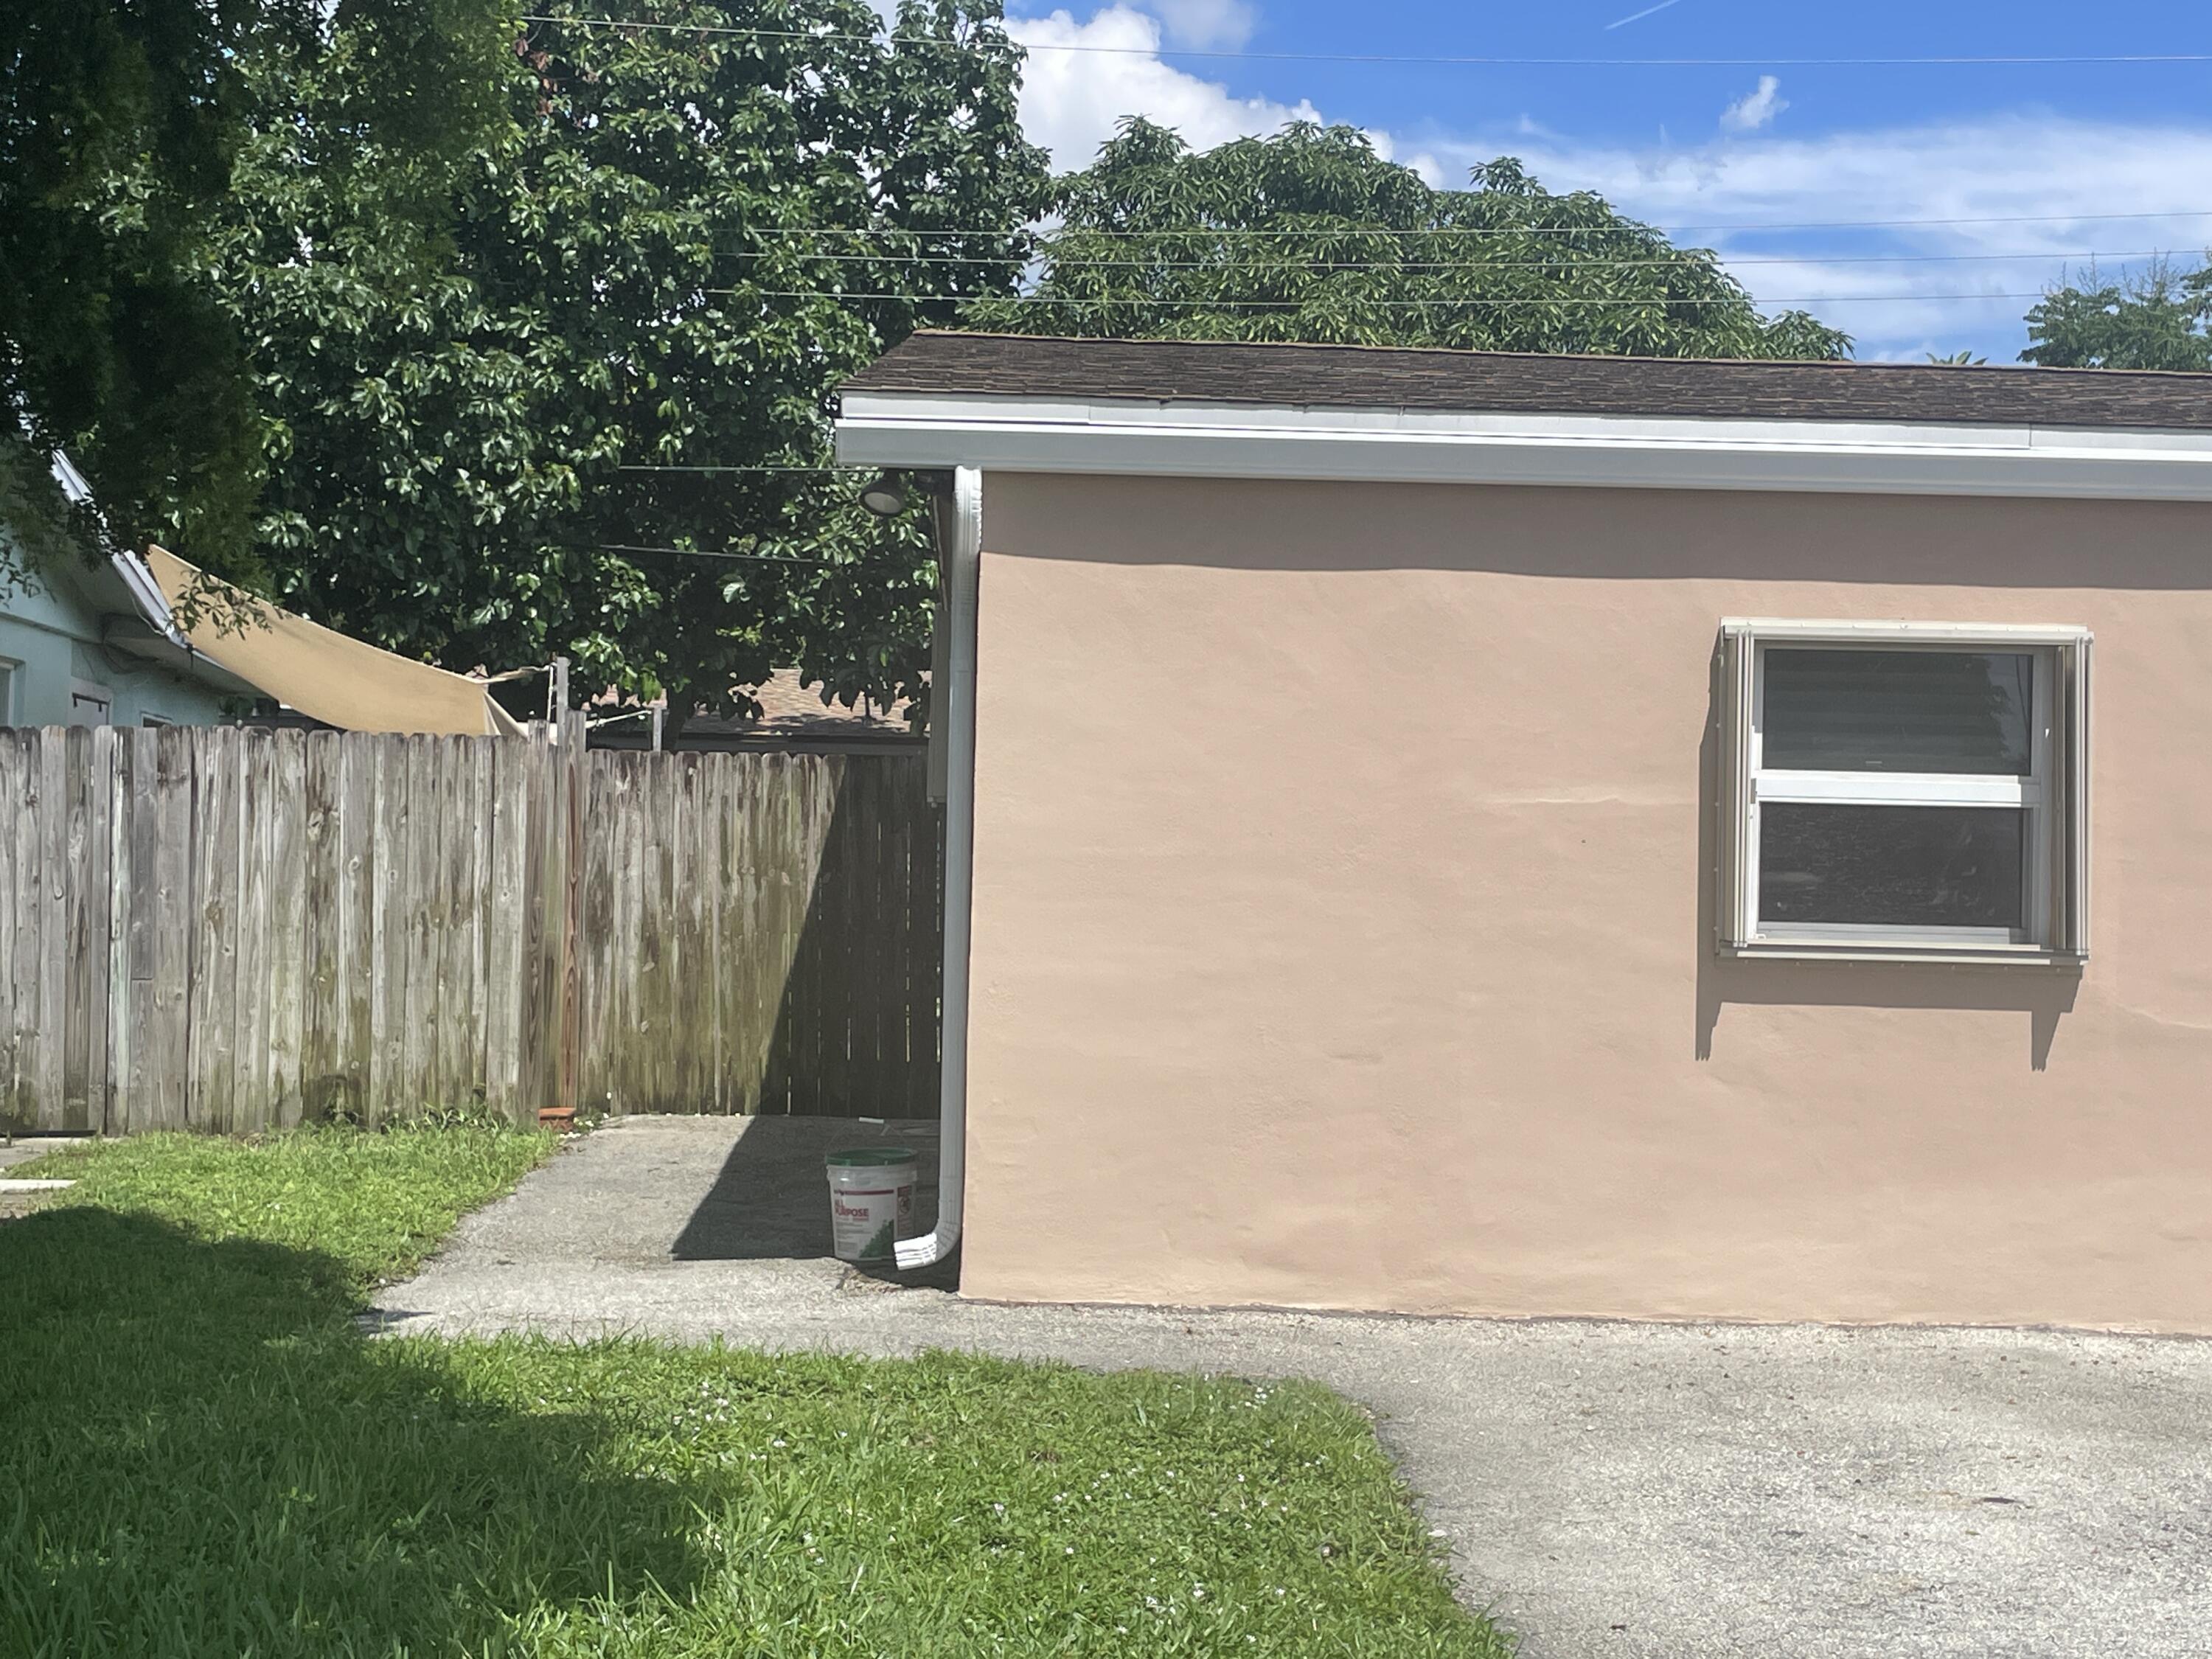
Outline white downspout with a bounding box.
[897,465,981,1272]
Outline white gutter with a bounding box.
[838,391,2212,503]
[45,445,183,642]
[108,547,192,650]
[897,465,981,1273]
[40,444,254,693]
[48,448,97,507]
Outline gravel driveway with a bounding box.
[372,1114,2212,1658]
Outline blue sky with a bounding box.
[995,0,2212,359]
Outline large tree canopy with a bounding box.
[964,119,1852,361]
[212,0,1046,715]
[0,0,512,579]
[2020,258,2212,370]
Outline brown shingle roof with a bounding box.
[740,667,911,736]
[843,332,2212,432]
[586,669,917,751]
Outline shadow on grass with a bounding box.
[0,1206,704,1659]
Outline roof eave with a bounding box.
[836,389,2212,504]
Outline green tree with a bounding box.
[216,0,1045,717]
[964,120,1851,361]
[2020,257,2212,370]
[0,0,512,581]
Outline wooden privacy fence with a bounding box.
[0,724,941,1135]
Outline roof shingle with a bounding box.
[843,331,2212,432]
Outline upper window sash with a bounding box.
[1749,638,2051,810]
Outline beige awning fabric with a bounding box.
[145,546,524,737]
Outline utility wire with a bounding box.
[718,288,2063,307]
[710,247,2183,271]
[597,541,841,562]
[710,209,2212,239]
[517,17,2212,67]
[613,463,841,473]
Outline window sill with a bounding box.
[1722,941,2087,970]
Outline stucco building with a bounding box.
[839,333,2212,1333]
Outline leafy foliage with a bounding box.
[965,121,1852,361]
[2020,257,2212,370]
[0,434,97,602]
[0,0,513,583]
[215,0,1047,717]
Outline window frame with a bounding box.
[1717,619,2092,967]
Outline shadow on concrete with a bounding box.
[670,1116,947,1283]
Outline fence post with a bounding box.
[557,707,585,1115]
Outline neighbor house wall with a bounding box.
[960,472,2212,1332]
[0,549,230,727]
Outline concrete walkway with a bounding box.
[0,1136,89,1218]
[375,1115,2212,1659]
[0,1137,87,1172]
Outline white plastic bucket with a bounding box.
[825,1147,919,1263]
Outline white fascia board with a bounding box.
[103,547,262,696]
[835,392,2212,502]
[49,448,97,506]
[109,549,184,641]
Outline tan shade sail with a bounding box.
[145,547,524,737]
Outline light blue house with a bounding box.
[0,453,257,728]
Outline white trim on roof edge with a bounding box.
[835,391,2212,501]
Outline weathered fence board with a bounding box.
[0,724,939,1133]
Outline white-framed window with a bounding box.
[0,658,17,725]
[1717,620,2091,965]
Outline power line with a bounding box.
[717,247,2180,271]
[719,288,2062,307]
[613,462,841,473]
[518,16,2212,68]
[715,209,2212,240]
[597,542,840,562]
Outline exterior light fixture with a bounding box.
[859,471,908,517]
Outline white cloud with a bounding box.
[1719,75,1787,133]
[1009,5,1318,170]
[999,11,2212,357]
[1425,116,2212,356]
[1009,6,1430,179]
[1141,0,1256,49]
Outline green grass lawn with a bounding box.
[0,1128,1514,1658]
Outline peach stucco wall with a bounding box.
[959,471,2212,1331]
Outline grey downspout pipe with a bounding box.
[897,466,981,1272]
